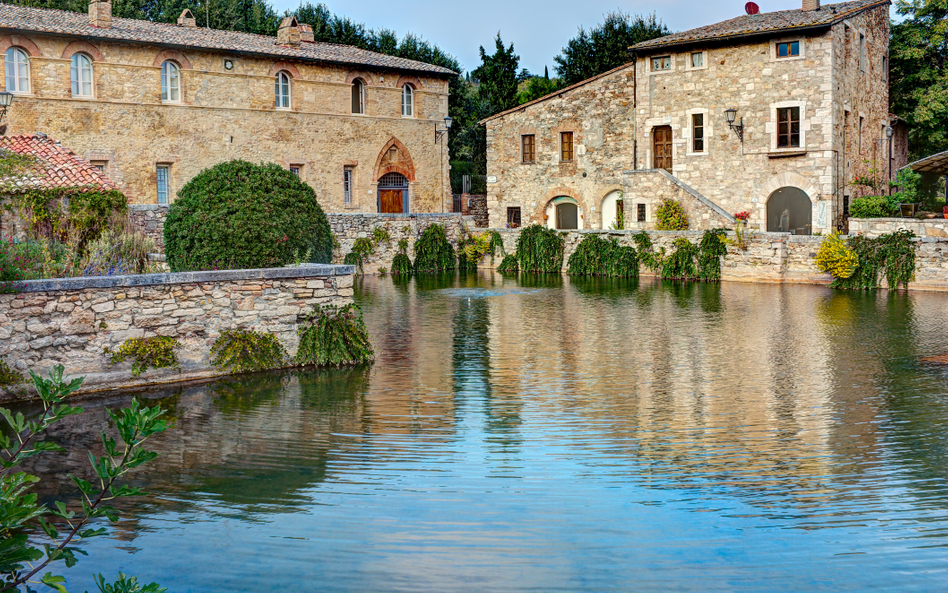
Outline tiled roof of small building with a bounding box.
[0,4,455,76]
[0,134,118,192]
[631,0,889,53]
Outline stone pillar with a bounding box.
[88,0,111,28]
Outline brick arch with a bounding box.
[0,35,41,57]
[758,172,819,203]
[395,75,422,89]
[62,40,104,62]
[536,187,583,218]
[268,61,300,78]
[374,137,416,182]
[345,70,372,85]
[153,49,192,70]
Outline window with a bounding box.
[343,167,353,206]
[637,203,646,222]
[70,53,93,97]
[156,165,170,204]
[692,113,705,153]
[289,165,302,177]
[351,79,364,114]
[560,132,574,162]
[506,207,521,228]
[883,55,888,82]
[690,52,704,68]
[4,47,29,93]
[777,107,800,148]
[859,33,866,71]
[651,56,671,71]
[401,84,413,117]
[90,160,107,173]
[275,71,291,109]
[858,116,864,153]
[160,61,180,102]
[776,41,800,58]
[521,134,535,163]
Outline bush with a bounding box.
[108,336,181,376]
[656,198,689,230]
[210,329,287,373]
[831,230,916,290]
[295,304,374,367]
[850,195,898,218]
[79,215,157,277]
[815,233,858,280]
[516,225,564,273]
[163,160,332,272]
[391,253,413,275]
[413,224,456,273]
[11,188,127,251]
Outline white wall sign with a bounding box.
[487,176,498,184]
[815,201,829,228]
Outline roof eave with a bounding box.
[629,23,834,56]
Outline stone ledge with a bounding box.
[128,204,170,211]
[16,264,356,293]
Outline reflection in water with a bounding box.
[15,272,948,592]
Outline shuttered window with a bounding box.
[521,135,535,163]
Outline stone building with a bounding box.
[483,0,904,234]
[0,2,454,213]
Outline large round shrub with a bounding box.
[164,160,332,271]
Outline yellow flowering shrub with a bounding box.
[815,233,858,279]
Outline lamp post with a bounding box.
[435,116,452,213]
[724,107,744,143]
[885,125,894,194]
[0,91,14,134]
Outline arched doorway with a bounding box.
[600,190,623,229]
[378,172,409,213]
[544,196,580,229]
[767,187,812,234]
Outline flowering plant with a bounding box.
[734,211,750,222]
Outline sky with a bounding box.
[269,0,899,75]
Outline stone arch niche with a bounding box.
[600,189,623,229]
[767,187,812,234]
[545,196,581,230]
[374,138,416,182]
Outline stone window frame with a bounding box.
[156,163,172,205]
[275,70,292,110]
[343,165,355,207]
[858,30,867,73]
[685,50,708,71]
[401,83,414,118]
[648,55,674,74]
[90,160,108,174]
[768,100,808,152]
[351,77,366,114]
[770,37,805,62]
[288,162,304,179]
[70,52,95,99]
[560,131,574,162]
[635,202,647,223]
[684,107,711,156]
[160,60,182,104]
[520,133,536,164]
[4,46,31,95]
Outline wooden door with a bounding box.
[380,190,403,213]
[556,203,578,230]
[653,126,673,171]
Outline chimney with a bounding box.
[277,16,301,47]
[299,23,314,43]
[177,9,197,27]
[88,0,112,28]
[802,0,820,11]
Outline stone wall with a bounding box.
[3,31,451,211]
[849,217,948,238]
[328,213,476,274]
[128,204,168,251]
[0,265,355,399]
[467,194,488,227]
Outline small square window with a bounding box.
[90,160,107,173]
[651,56,672,71]
[507,207,521,228]
[690,52,703,68]
[289,165,302,177]
[560,132,574,162]
[637,203,646,223]
[521,134,535,163]
[776,41,800,58]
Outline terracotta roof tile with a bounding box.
[0,4,455,76]
[0,134,118,192]
[631,0,889,53]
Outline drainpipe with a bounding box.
[628,49,638,170]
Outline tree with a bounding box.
[472,33,521,115]
[518,76,565,104]
[891,0,948,159]
[554,11,670,86]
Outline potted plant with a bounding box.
[943,205,948,219]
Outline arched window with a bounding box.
[70,53,93,97]
[160,60,180,102]
[401,84,413,117]
[4,47,29,94]
[351,78,364,114]
[275,71,291,109]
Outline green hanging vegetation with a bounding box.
[391,238,413,276]
[0,358,23,391]
[697,229,728,281]
[343,251,361,272]
[413,224,456,273]
[372,226,391,246]
[497,253,520,273]
[295,303,374,367]
[566,235,639,277]
[660,237,699,280]
[516,225,565,273]
[489,230,506,263]
[830,230,917,290]
[631,232,662,271]
[210,328,288,374]
[107,336,181,377]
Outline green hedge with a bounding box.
[164,160,332,272]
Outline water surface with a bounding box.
[20,272,948,591]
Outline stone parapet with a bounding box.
[848,217,948,238]
[0,264,356,399]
